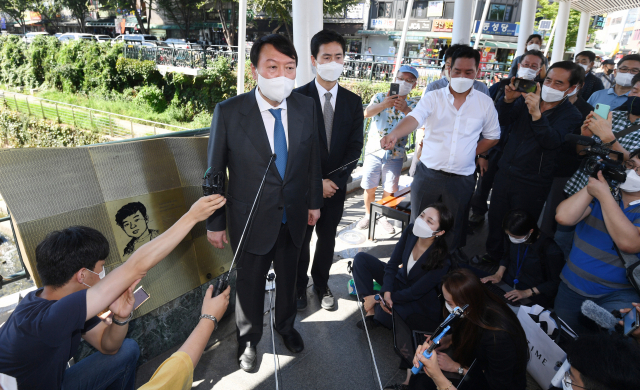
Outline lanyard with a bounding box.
[513,245,529,288]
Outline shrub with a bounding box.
[116,57,161,87]
[135,85,167,113]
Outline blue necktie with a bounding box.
[269,108,288,224]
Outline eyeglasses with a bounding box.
[624,160,640,174]
[618,67,640,74]
[563,371,586,389]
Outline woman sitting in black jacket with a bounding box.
[481,209,564,308]
[411,268,529,390]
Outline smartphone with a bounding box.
[513,78,537,93]
[133,286,150,310]
[389,83,400,96]
[594,103,610,119]
[624,307,639,336]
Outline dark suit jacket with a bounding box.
[380,224,451,322]
[206,89,323,255]
[293,81,364,190]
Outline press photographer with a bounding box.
[554,148,640,335]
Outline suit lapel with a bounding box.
[239,89,282,181]
[308,81,328,150]
[284,94,303,184]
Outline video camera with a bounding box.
[565,134,627,187]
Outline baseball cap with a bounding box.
[398,65,419,80]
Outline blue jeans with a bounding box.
[62,338,139,390]
[554,282,640,336]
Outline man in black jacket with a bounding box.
[482,61,583,264]
[575,50,604,101]
[293,30,364,311]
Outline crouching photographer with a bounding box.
[554,148,640,335]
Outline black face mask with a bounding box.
[628,96,640,115]
[605,68,614,75]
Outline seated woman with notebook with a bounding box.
[352,203,453,389]
[480,209,564,308]
[411,268,529,390]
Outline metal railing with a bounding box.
[0,90,190,139]
[124,45,248,69]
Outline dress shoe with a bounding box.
[296,293,308,311]
[313,285,335,310]
[279,328,304,353]
[237,342,257,372]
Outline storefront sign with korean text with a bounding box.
[371,18,395,30]
[433,19,453,32]
[473,21,518,36]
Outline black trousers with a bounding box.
[539,176,571,236]
[235,223,300,345]
[470,149,502,216]
[296,188,346,295]
[485,171,550,260]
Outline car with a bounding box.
[25,32,50,43]
[79,35,99,42]
[164,38,202,50]
[58,33,96,42]
[54,33,63,38]
[94,35,112,41]
[112,34,158,46]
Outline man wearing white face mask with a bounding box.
[588,54,640,108]
[422,44,490,96]
[482,61,583,264]
[574,50,604,101]
[508,34,549,79]
[554,149,640,335]
[206,34,323,370]
[293,30,363,311]
[381,46,500,253]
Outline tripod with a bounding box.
[266,271,281,390]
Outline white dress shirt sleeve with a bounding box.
[481,102,501,140]
[407,91,434,127]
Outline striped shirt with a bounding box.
[560,198,640,298]
[564,111,640,195]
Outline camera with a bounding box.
[566,134,627,186]
[202,167,224,196]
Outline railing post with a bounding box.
[26,96,31,116]
[153,124,156,135]
[71,106,76,126]
[90,110,94,128]
[14,95,18,112]
[55,103,60,122]
[131,120,134,137]
[40,100,45,118]
[109,114,114,137]
[172,48,176,67]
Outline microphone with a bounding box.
[565,134,596,146]
[581,300,619,330]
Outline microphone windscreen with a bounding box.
[581,300,619,330]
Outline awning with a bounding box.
[480,41,518,49]
[147,22,223,30]
[565,47,606,56]
[571,0,640,16]
[359,30,494,40]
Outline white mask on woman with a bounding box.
[395,79,413,96]
[316,61,344,82]
[527,43,541,51]
[620,169,640,192]
[413,217,438,238]
[257,73,295,103]
[615,72,634,87]
[450,77,474,93]
[508,231,531,244]
[445,301,454,314]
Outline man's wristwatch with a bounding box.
[457,366,464,375]
[478,154,489,160]
[112,311,133,326]
[199,314,218,331]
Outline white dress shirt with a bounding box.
[255,88,289,151]
[406,252,417,275]
[408,86,500,176]
[315,78,338,112]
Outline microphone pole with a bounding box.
[211,153,277,297]
[323,148,384,178]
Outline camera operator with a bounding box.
[554,149,640,335]
[565,73,640,196]
[560,333,640,390]
[482,61,583,264]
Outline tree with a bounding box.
[60,0,89,33]
[156,0,201,39]
[0,0,30,33]
[536,0,596,52]
[31,0,63,33]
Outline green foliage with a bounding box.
[115,57,161,86]
[536,0,596,50]
[135,85,167,113]
[0,106,104,148]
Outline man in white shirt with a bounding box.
[381,45,500,251]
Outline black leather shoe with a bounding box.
[296,293,307,311]
[237,342,257,372]
[313,285,335,310]
[279,328,304,353]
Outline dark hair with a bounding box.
[442,269,529,374]
[250,34,298,68]
[310,29,345,59]
[632,72,640,87]
[526,34,542,44]
[115,202,148,228]
[630,147,640,160]
[576,50,596,63]
[36,226,110,287]
[450,45,480,69]
[521,50,545,67]
[618,54,640,68]
[547,61,582,86]
[567,333,640,390]
[418,202,454,271]
[444,43,468,62]
[503,209,539,244]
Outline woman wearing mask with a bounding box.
[410,269,529,390]
[507,34,549,79]
[481,209,564,308]
[353,203,453,390]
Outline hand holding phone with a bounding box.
[623,306,639,337]
[389,82,400,96]
[594,103,610,120]
[133,287,150,310]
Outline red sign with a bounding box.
[433,19,453,32]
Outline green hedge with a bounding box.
[0,106,104,148]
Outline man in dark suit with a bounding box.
[206,34,323,372]
[293,30,364,311]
